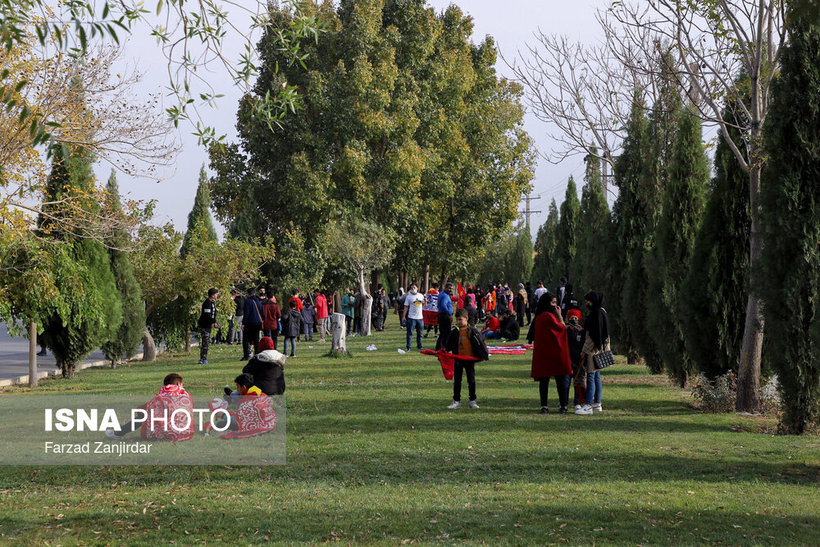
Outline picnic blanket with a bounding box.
[485,344,533,355]
[140,384,194,442]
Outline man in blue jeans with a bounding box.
[402,283,426,351]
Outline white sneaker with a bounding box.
[468,400,479,409]
[105,428,122,440]
[574,404,581,410]
[447,401,461,409]
[575,405,593,415]
[592,403,602,412]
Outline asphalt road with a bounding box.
[0,321,107,383]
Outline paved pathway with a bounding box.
[1,321,114,386]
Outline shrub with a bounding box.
[691,372,737,413]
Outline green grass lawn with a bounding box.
[1,325,818,544]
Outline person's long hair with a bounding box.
[583,291,609,349]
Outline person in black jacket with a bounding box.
[445,308,489,409]
[280,300,302,357]
[197,288,219,364]
[241,336,285,395]
[498,309,520,341]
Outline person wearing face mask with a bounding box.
[530,292,573,414]
[402,284,426,352]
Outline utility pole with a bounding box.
[519,194,542,231]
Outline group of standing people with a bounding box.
[528,288,609,415]
[198,286,332,362]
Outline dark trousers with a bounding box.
[539,376,571,408]
[525,308,532,325]
[453,360,476,402]
[436,313,451,350]
[263,329,279,350]
[345,315,352,334]
[243,325,261,358]
[199,328,210,361]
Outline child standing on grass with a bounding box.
[281,300,302,357]
[445,308,489,409]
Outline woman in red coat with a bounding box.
[530,292,573,414]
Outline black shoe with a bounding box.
[540,407,549,414]
[558,407,568,414]
[240,356,249,361]
[37,350,47,356]
[223,386,233,396]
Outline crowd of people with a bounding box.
[197,277,610,416]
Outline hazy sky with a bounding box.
[107,0,607,237]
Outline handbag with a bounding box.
[593,350,615,370]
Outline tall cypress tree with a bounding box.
[680,107,750,378]
[645,108,709,386]
[180,165,218,257]
[532,199,559,286]
[611,95,650,362]
[39,145,122,378]
[555,177,580,284]
[758,12,820,434]
[102,170,145,367]
[627,67,681,375]
[574,149,611,299]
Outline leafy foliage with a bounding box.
[180,165,218,258]
[680,109,750,379]
[211,1,532,287]
[532,199,559,287]
[645,109,709,387]
[38,145,122,377]
[574,150,611,299]
[554,177,580,283]
[474,223,533,289]
[758,13,820,434]
[101,171,144,365]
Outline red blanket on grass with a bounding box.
[140,384,194,442]
[219,394,277,439]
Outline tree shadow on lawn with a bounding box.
[0,488,816,544]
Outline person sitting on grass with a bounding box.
[482,310,501,339]
[105,373,193,442]
[445,308,489,410]
[241,336,286,396]
[498,308,520,341]
[213,373,277,439]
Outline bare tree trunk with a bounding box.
[737,165,764,412]
[142,327,157,362]
[423,264,430,293]
[184,326,191,353]
[333,291,342,316]
[358,268,373,336]
[331,312,347,354]
[28,320,38,387]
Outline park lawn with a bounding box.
[0,325,818,545]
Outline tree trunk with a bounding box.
[331,312,347,354]
[736,166,764,413]
[333,291,342,316]
[358,268,373,336]
[28,320,38,387]
[184,326,191,353]
[423,264,430,293]
[142,327,157,362]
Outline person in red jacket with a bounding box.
[313,290,329,343]
[530,292,573,414]
[481,311,501,339]
[262,288,282,349]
